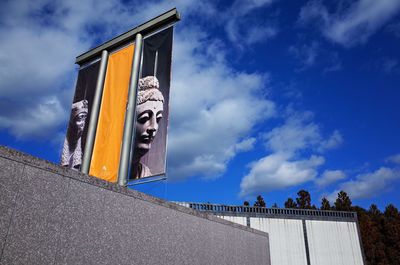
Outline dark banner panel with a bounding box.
[61,61,100,170]
[90,44,135,182]
[129,27,173,180]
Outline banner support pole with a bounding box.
[81,50,109,174]
[118,33,143,186]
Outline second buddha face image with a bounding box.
[135,99,163,155]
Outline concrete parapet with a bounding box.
[0,146,270,265]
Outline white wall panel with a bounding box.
[174,202,190,208]
[216,215,247,226]
[250,218,308,265]
[306,220,363,265]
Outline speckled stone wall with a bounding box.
[0,146,270,265]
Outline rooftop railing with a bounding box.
[174,202,357,220]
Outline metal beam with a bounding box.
[75,8,180,65]
[81,50,109,174]
[117,33,143,186]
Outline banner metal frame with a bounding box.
[81,50,109,174]
[75,8,180,66]
[117,33,143,186]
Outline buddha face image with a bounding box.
[130,76,164,180]
[67,99,88,141]
[135,100,163,155]
[61,99,88,169]
[73,112,87,137]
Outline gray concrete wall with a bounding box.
[0,146,270,265]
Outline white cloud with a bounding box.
[0,96,66,139]
[319,130,343,151]
[224,0,277,46]
[240,153,324,197]
[386,153,400,165]
[328,167,400,200]
[289,41,343,73]
[264,114,320,155]
[235,137,257,152]
[226,21,277,46]
[240,109,341,197]
[264,111,342,155]
[325,191,339,203]
[168,27,276,180]
[299,0,400,47]
[231,0,275,17]
[315,169,346,188]
[0,0,126,139]
[289,42,319,70]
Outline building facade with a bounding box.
[176,202,365,265]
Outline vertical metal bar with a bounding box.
[81,50,109,174]
[302,219,311,265]
[154,50,158,76]
[117,33,143,186]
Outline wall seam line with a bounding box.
[302,219,311,265]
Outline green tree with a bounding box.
[383,204,400,265]
[284,198,297,208]
[296,190,312,209]
[356,206,388,265]
[334,190,352,211]
[320,197,331,210]
[384,204,399,218]
[369,204,382,218]
[254,195,266,207]
[243,201,250,206]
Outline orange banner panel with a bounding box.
[89,44,134,182]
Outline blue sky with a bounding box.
[1,0,400,209]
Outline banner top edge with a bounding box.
[75,8,180,65]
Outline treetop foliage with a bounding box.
[254,195,266,207]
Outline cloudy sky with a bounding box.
[1,0,400,209]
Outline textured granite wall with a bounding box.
[0,146,270,265]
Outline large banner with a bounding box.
[62,24,175,184]
[128,27,173,181]
[89,44,135,182]
[61,61,100,170]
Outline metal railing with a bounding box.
[174,202,357,220]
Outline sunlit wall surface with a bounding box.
[217,216,247,226]
[306,220,363,265]
[250,218,308,265]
